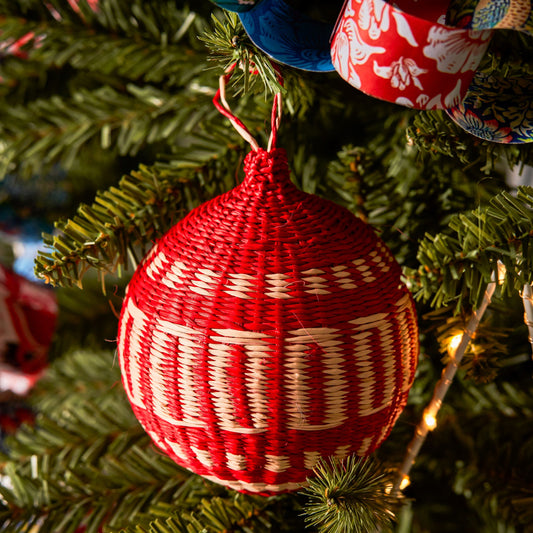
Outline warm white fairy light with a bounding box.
[521,283,533,360]
[399,476,411,491]
[497,261,507,284]
[393,265,502,493]
[423,411,437,431]
[448,333,463,354]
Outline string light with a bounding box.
[521,283,533,360]
[399,476,410,491]
[496,261,507,284]
[448,333,462,354]
[393,266,500,494]
[423,411,437,431]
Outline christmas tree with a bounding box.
[1,1,533,531]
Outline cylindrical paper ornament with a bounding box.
[210,0,533,142]
[331,0,492,110]
[117,73,419,494]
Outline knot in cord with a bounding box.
[243,148,291,188]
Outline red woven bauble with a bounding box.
[117,148,419,495]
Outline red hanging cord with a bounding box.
[267,92,282,151]
[213,63,283,152]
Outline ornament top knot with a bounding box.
[242,146,290,188]
[117,69,419,495]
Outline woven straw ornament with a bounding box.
[117,75,419,495]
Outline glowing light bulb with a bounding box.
[399,476,411,490]
[448,333,462,353]
[423,411,437,431]
[497,262,507,284]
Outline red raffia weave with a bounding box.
[117,147,419,495]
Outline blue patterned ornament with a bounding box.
[212,0,263,12]
[211,0,334,72]
[469,0,532,33]
[473,0,515,28]
[446,72,533,144]
[444,0,533,143]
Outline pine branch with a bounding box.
[0,82,223,178]
[200,11,328,118]
[200,11,283,96]
[407,110,494,168]
[477,28,533,79]
[410,186,533,311]
[0,0,49,18]
[0,432,193,533]
[458,379,533,419]
[302,456,402,533]
[0,2,224,178]
[118,494,299,533]
[408,111,533,173]
[393,372,533,531]
[325,122,506,269]
[47,275,125,360]
[29,348,122,411]
[70,0,214,42]
[0,0,213,42]
[0,11,207,89]
[34,148,244,287]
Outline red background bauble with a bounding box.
[117,148,419,495]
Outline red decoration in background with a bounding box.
[67,0,99,11]
[117,145,419,494]
[0,265,57,395]
[0,1,99,64]
[0,32,35,59]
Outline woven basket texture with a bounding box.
[117,148,419,495]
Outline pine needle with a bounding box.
[302,456,403,533]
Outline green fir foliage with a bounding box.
[2,0,533,531]
[303,457,402,533]
[34,155,239,286]
[0,0,215,178]
[407,391,533,532]
[412,186,533,311]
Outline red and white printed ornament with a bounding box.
[117,73,419,495]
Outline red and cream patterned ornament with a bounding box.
[117,69,419,495]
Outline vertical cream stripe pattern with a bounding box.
[285,328,348,429]
[121,298,148,409]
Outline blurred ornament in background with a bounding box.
[0,265,57,396]
[0,206,54,282]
